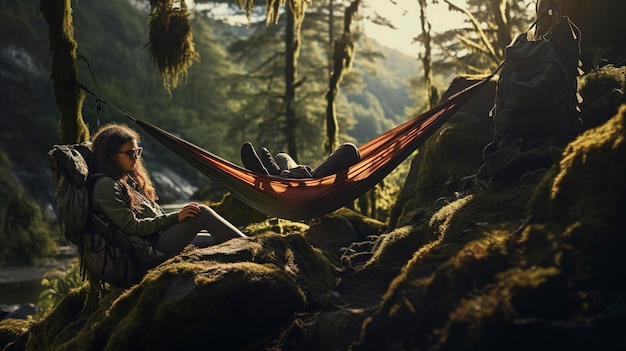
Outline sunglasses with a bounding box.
[117,147,143,160]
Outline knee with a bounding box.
[337,143,361,163]
[198,204,215,216]
[275,153,298,170]
[193,204,218,222]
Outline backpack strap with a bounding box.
[85,173,119,238]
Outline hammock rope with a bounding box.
[78,76,493,219]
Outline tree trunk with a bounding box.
[489,0,512,55]
[284,2,299,159]
[418,0,436,109]
[40,0,90,144]
[325,0,359,154]
[535,0,559,37]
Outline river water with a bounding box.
[0,246,76,305]
[0,204,187,306]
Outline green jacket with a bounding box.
[92,176,178,237]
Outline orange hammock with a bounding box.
[126,77,491,219]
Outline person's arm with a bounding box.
[92,177,178,237]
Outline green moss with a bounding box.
[332,207,387,236]
[63,262,307,349]
[213,193,268,228]
[26,285,91,350]
[244,218,309,236]
[436,266,563,350]
[364,224,436,278]
[147,1,199,93]
[411,112,493,208]
[358,107,626,349]
[0,151,57,266]
[0,318,32,350]
[579,65,626,130]
[40,0,90,144]
[529,105,626,225]
[23,233,336,350]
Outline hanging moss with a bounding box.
[265,0,285,25]
[146,1,199,93]
[40,0,90,144]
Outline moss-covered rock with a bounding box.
[19,233,335,351]
[390,76,496,228]
[353,105,626,351]
[579,65,626,130]
[212,192,268,227]
[0,318,32,350]
[529,104,626,226]
[304,208,386,265]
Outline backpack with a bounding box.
[48,143,167,288]
[478,13,583,181]
[492,15,583,140]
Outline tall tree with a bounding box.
[418,0,436,109]
[284,0,307,159]
[325,0,360,154]
[535,0,558,36]
[40,0,308,146]
[40,0,89,144]
[433,0,531,74]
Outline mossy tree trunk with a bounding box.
[40,0,90,144]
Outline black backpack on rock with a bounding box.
[48,143,167,288]
[478,10,583,181]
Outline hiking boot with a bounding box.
[259,147,281,175]
[240,142,269,175]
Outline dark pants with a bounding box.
[276,143,360,177]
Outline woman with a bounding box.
[90,123,246,258]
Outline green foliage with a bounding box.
[432,0,533,76]
[36,258,86,318]
[0,151,57,267]
[69,0,244,191]
[4,0,424,223]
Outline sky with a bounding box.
[193,0,467,56]
[362,0,466,56]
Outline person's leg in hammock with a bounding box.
[241,142,360,178]
[241,142,282,175]
[274,152,299,171]
[241,142,269,174]
[259,147,281,175]
[312,143,360,177]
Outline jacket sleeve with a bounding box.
[92,177,179,237]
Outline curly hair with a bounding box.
[91,123,157,210]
